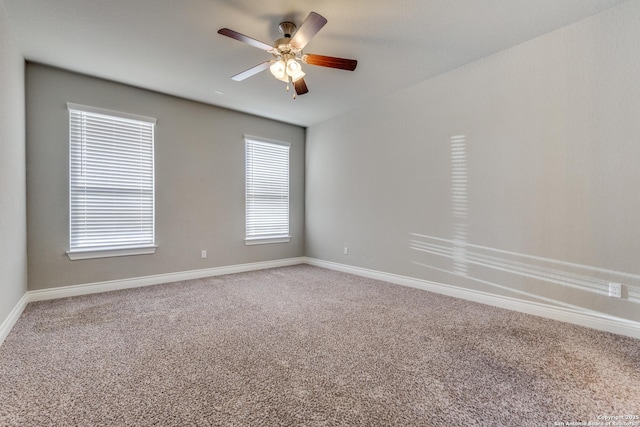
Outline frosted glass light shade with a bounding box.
[286,58,301,75]
[270,60,286,79]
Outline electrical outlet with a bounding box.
[201,250,207,259]
[608,282,622,298]
[343,247,349,255]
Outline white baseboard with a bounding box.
[0,257,305,346]
[28,257,306,302]
[304,257,640,340]
[3,256,639,346]
[0,293,29,346]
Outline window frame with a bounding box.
[244,135,291,245]
[66,102,157,260]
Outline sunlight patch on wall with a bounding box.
[450,135,468,276]
[408,134,640,311]
[409,233,640,304]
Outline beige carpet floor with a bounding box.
[1,265,639,426]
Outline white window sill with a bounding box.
[67,245,157,260]
[244,236,291,246]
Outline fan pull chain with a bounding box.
[287,75,295,99]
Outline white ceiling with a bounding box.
[2,0,631,127]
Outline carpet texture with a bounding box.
[1,265,639,426]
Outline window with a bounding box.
[245,136,290,244]
[67,103,156,260]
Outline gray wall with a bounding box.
[26,64,305,291]
[306,1,640,322]
[0,2,27,325]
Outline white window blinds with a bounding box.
[67,103,156,259]
[245,137,290,244]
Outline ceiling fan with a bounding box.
[218,12,357,98]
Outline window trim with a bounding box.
[66,103,157,125]
[67,245,157,261]
[244,135,291,245]
[244,236,291,246]
[66,102,157,260]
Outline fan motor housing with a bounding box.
[274,38,295,54]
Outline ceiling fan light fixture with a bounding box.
[286,58,301,75]
[270,60,286,79]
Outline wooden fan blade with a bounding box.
[231,61,272,81]
[302,54,357,71]
[218,28,273,52]
[290,12,327,50]
[293,78,309,95]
